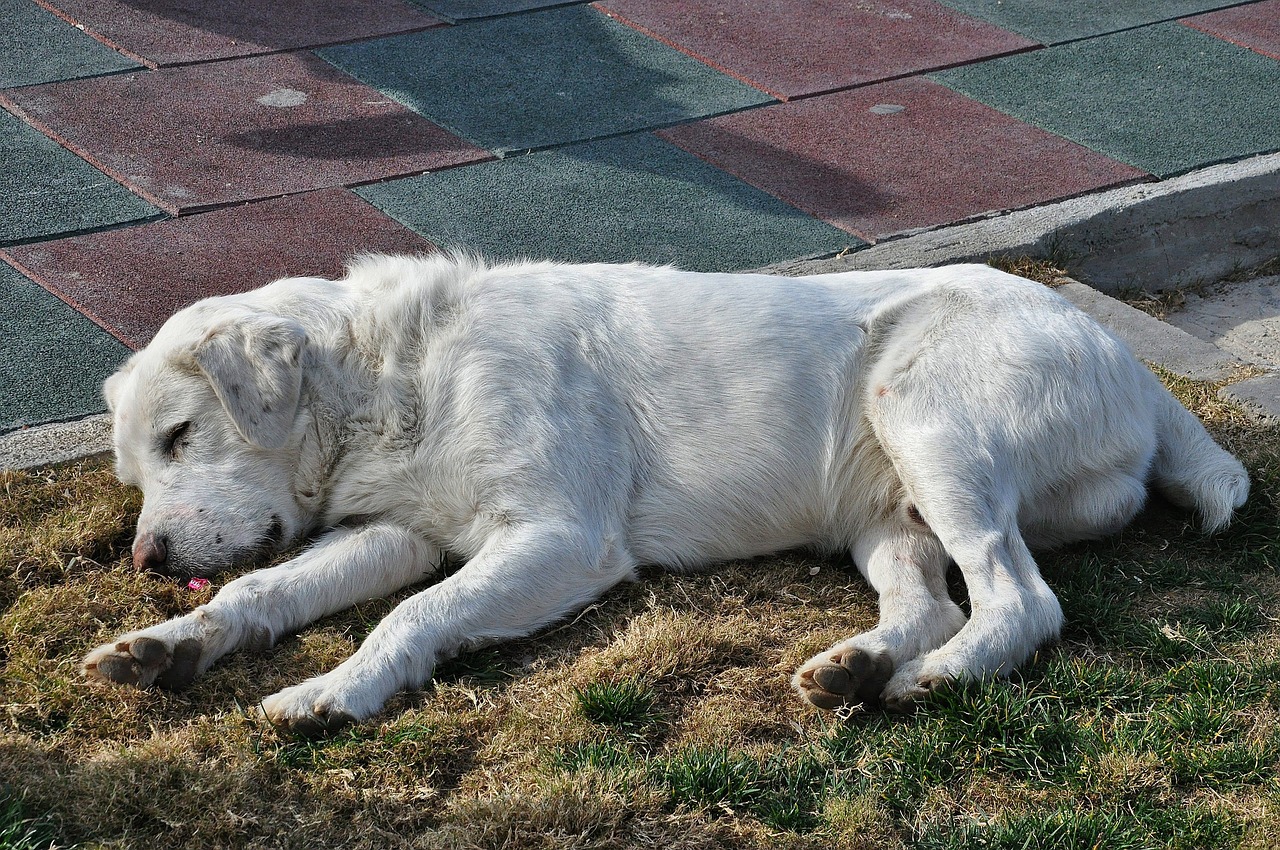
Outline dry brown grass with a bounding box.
[1,459,879,848]
[1121,284,1209,320]
[985,254,1074,288]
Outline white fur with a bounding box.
[84,255,1249,730]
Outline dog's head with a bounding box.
[106,298,314,578]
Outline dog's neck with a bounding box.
[292,348,365,526]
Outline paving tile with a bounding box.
[0,107,160,246]
[658,78,1146,240]
[1,0,139,87]
[411,0,589,22]
[1183,0,1280,60]
[2,190,437,348]
[355,133,859,271]
[37,0,442,67]
[595,0,1036,100]
[0,261,130,432]
[933,0,1243,44]
[932,23,1280,179]
[0,52,490,215]
[318,5,773,154]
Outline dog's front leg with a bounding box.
[83,523,440,691]
[260,520,633,736]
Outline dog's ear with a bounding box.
[102,359,136,413]
[192,314,307,449]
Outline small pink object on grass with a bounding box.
[187,578,210,591]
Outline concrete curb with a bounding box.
[761,151,1280,294]
[1,414,111,471]
[1223,373,1280,422]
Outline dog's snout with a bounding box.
[132,532,170,574]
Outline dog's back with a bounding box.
[321,257,1232,562]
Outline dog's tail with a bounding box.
[1148,380,1249,532]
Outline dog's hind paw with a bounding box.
[881,659,955,713]
[793,645,894,710]
[83,635,203,690]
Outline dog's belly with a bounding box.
[617,374,897,569]
[623,470,826,568]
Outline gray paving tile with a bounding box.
[0,108,161,245]
[0,261,129,432]
[932,23,1280,178]
[356,133,861,272]
[318,5,773,154]
[0,0,138,88]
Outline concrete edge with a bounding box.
[758,151,1280,294]
[1055,281,1279,418]
[0,414,112,471]
[1221,373,1280,422]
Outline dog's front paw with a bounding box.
[793,644,894,710]
[260,679,364,737]
[83,634,203,690]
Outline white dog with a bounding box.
[83,255,1248,734]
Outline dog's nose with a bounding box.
[132,532,169,574]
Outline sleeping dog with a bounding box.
[83,255,1248,735]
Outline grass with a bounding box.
[2,368,1279,848]
[573,679,658,731]
[0,790,63,850]
[986,242,1075,287]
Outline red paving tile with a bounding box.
[1182,0,1280,60]
[34,0,443,67]
[1,189,437,349]
[658,78,1150,240]
[0,52,490,215]
[594,0,1037,100]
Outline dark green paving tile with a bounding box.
[355,133,860,271]
[0,108,161,245]
[0,0,138,88]
[0,262,129,432]
[411,0,588,22]
[931,23,1280,178]
[934,0,1243,44]
[318,5,773,154]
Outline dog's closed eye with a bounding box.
[161,421,192,460]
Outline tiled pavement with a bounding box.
[2,0,1280,434]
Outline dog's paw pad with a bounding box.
[84,635,196,689]
[155,638,203,690]
[84,635,204,690]
[129,636,169,667]
[793,646,894,711]
[278,708,356,739]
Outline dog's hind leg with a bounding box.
[792,517,965,710]
[870,441,1064,710]
[259,519,636,736]
[83,523,440,691]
